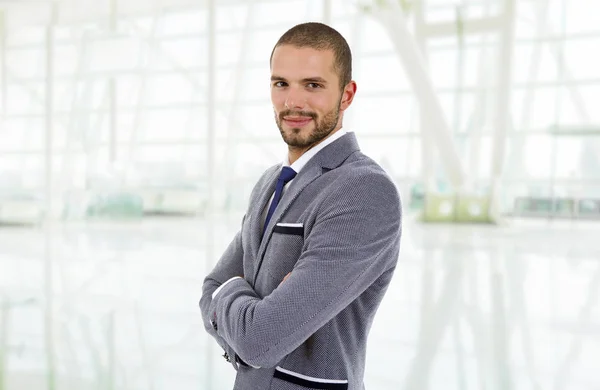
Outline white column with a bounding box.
[44,3,58,390]
[323,0,332,24]
[109,0,118,164]
[108,11,118,389]
[205,0,217,389]
[414,0,435,193]
[0,10,6,117]
[223,2,256,208]
[126,12,161,183]
[519,0,549,131]
[489,0,516,219]
[466,1,494,191]
[109,79,117,163]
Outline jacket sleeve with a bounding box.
[199,217,246,368]
[208,171,402,368]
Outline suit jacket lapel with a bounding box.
[249,167,279,260]
[258,163,322,254]
[253,133,361,280]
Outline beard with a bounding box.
[275,101,341,149]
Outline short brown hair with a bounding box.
[270,22,352,90]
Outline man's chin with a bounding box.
[282,135,310,148]
[281,126,308,141]
[283,123,312,133]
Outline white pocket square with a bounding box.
[276,222,304,228]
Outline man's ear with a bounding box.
[340,80,357,111]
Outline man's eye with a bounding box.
[274,81,287,87]
[307,83,321,89]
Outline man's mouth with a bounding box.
[283,116,313,127]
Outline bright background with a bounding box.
[0,0,599,389]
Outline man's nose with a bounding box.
[284,88,306,110]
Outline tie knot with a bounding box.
[279,166,297,184]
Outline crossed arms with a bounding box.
[199,172,402,368]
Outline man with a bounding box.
[200,22,402,390]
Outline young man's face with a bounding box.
[270,45,356,152]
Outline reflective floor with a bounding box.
[1,214,599,389]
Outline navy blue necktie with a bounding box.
[263,166,297,237]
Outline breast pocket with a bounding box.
[263,223,304,282]
[271,366,349,390]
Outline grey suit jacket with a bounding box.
[200,132,402,390]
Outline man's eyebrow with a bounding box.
[302,77,328,84]
[270,76,328,84]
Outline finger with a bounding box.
[280,272,291,285]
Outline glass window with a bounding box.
[350,95,417,135]
[513,42,559,83]
[563,37,600,80]
[523,134,553,178]
[512,86,560,130]
[565,0,600,34]
[7,48,45,78]
[137,109,198,142]
[253,1,311,29]
[88,36,141,72]
[6,25,45,46]
[154,38,208,70]
[246,29,285,64]
[53,43,79,76]
[356,55,409,93]
[428,47,460,89]
[161,10,207,36]
[145,74,198,106]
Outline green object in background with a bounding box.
[554,198,575,215]
[409,183,425,210]
[456,195,493,223]
[579,199,600,216]
[422,193,495,223]
[86,193,143,219]
[422,193,456,222]
[533,198,553,212]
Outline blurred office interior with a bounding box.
[0,0,599,389]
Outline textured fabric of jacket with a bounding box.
[199,132,402,390]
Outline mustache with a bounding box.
[279,110,317,120]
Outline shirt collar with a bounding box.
[283,128,348,173]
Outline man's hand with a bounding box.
[280,272,291,285]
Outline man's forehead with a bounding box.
[271,45,337,78]
[272,45,334,61]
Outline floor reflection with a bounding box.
[0,216,599,389]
